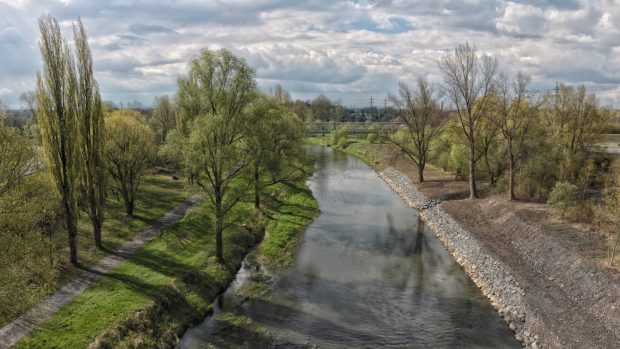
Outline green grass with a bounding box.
[309,134,446,174]
[307,135,331,146]
[14,179,318,348]
[55,175,189,277]
[0,175,189,329]
[258,184,319,270]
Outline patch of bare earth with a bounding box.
[442,197,619,348]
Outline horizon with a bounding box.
[1,0,619,108]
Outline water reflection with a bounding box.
[179,145,518,349]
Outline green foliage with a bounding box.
[547,181,580,219]
[157,128,186,173]
[595,160,620,265]
[176,48,256,136]
[36,14,82,264]
[13,180,316,349]
[150,95,176,144]
[367,132,379,143]
[74,18,106,247]
[176,48,257,262]
[329,126,349,148]
[104,109,156,216]
[246,95,308,208]
[0,126,58,325]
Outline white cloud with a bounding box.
[0,0,618,107]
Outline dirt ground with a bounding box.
[355,141,620,348]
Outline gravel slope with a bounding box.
[379,167,620,349]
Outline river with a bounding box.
[179,145,519,348]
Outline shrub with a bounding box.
[367,132,378,143]
[493,175,508,194]
[329,126,349,148]
[547,181,580,219]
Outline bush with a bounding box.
[330,126,349,148]
[547,181,580,219]
[516,152,559,199]
[367,132,378,143]
[493,175,508,194]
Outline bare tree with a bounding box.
[273,83,292,104]
[439,42,497,198]
[19,91,37,120]
[388,78,444,182]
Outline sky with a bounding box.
[0,0,619,108]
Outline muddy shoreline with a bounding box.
[379,167,620,349]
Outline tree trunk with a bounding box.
[65,201,78,265]
[91,214,102,248]
[215,186,224,264]
[418,161,425,183]
[469,144,478,199]
[508,154,515,201]
[484,151,495,186]
[121,189,134,217]
[89,188,103,248]
[254,166,260,209]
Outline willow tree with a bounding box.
[74,19,106,248]
[388,78,444,182]
[178,48,256,263]
[104,109,155,217]
[439,42,497,199]
[247,95,307,209]
[36,14,81,264]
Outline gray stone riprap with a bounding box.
[379,167,537,348]
[0,194,202,349]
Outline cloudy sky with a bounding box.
[0,0,619,108]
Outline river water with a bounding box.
[179,145,519,348]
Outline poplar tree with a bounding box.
[36,14,81,264]
[74,18,106,248]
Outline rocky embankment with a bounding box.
[379,167,620,349]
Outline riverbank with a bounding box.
[322,137,620,348]
[10,180,318,348]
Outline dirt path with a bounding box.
[0,194,202,349]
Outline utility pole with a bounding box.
[383,96,387,119]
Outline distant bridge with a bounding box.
[305,122,404,135]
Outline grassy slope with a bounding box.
[14,179,318,348]
[192,184,320,348]
[308,135,445,172]
[0,175,188,329]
